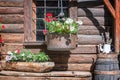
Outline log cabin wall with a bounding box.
[0,0,113,80]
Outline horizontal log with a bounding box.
[1,33,24,43]
[0,0,24,7]
[78,8,111,17]
[0,14,24,24]
[0,76,92,80]
[78,0,104,8]
[71,45,98,54]
[79,25,106,30]
[79,29,105,35]
[1,43,23,60]
[0,7,24,14]
[78,17,113,26]
[22,45,98,54]
[54,63,93,71]
[78,26,106,35]
[0,71,92,77]
[49,54,97,63]
[1,24,24,33]
[77,35,103,44]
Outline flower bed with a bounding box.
[1,49,55,72]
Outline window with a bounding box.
[24,0,77,45]
[32,0,69,41]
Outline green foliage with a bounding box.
[6,49,50,62]
[45,18,83,34]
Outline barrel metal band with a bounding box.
[94,70,120,75]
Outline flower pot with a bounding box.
[0,61,55,73]
[47,33,77,51]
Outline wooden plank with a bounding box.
[104,0,115,18]
[0,14,24,24]
[78,17,112,26]
[24,45,98,54]
[1,43,23,60]
[0,76,92,80]
[1,24,24,33]
[77,35,103,44]
[24,0,33,42]
[71,45,98,54]
[0,71,92,77]
[0,7,24,14]
[114,0,120,53]
[54,63,92,71]
[78,8,111,17]
[49,54,97,63]
[0,0,24,7]
[77,1,104,8]
[78,26,106,35]
[78,29,104,35]
[79,25,105,30]
[1,33,24,43]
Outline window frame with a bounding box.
[24,0,77,45]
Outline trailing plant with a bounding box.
[5,49,50,62]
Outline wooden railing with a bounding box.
[104,0,120,53]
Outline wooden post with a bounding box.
[115,0,120,53]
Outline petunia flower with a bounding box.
[14,49,20,54]
[1,25,5,30]
[0,37,3,43]
[43,29,48,35]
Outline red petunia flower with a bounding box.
[14,49,20,54]
[43,29,48,35]
[46,13,53,17]
[45,18,51,22]
[0,37,3,43]
[1,25,5,30]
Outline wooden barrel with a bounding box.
[94,53,120,80]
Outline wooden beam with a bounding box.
[104,0,115,18]
[24,0,33,42]
[114,0,120,53]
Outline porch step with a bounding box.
[0,71,91,78]
[0,76,92,80]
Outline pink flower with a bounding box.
[0,37,3,43]
[1,25,5,30]
[43,29,48,35]
[14,49,20,54]
[46,13,53,17]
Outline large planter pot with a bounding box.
[47,33,77,51]
[0,61,55,73]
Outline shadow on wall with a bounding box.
[77,0,113,43]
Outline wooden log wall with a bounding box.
[0,0,113,80]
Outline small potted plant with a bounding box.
[0,49,55,72]
[43,13,83,51]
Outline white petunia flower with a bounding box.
[70,26,75,31]
[65,18,73,24]
[76,20,83,25]
[21,53,25,56]
[7,51,13,55]
[5,55,13,61]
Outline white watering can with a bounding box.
[99,44,111,53]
